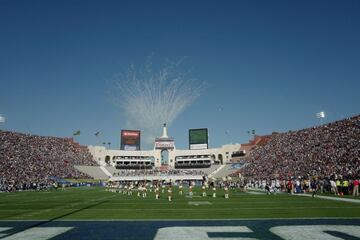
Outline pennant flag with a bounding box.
[73,130,81,136]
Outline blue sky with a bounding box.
[0,0,359,150]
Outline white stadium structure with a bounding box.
[81,124,245,181]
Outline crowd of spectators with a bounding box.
[0,130,97,191]
[240,115,360,182]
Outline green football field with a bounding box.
[1,187,359,220]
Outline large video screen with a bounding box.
[189,128,208,150]
[120,130,140,150]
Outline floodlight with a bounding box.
[316,111,325,119]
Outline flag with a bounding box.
[73,130,81,136]
[95,131,100,137]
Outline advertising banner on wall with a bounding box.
[189,128,208,150]
[120,130,141,150]
[155,138,175,149]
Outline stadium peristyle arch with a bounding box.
[87,124,244,179]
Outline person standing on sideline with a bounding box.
[336,179,342,196]
[330,179,338,195]
[311,179,318,197]
[343,179,349,195]
[202,184,206,197]
[179,182,183,195]
[155,184,160,200]
[353,178,359,197]
[168,186,172,202]
[224,185,229,199]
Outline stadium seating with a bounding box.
[241,115,360,181]
[0,130,97,191]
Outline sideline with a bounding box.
[297,194,360,204]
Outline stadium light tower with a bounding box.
[0,114,5,124]
[316,111,326,126]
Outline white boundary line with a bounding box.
[297,194,360,204]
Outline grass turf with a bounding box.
[0,187,359,220]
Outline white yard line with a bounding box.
[247,191,265,195]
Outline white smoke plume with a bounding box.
[112,57,205,148]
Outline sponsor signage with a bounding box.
[155,140,174,150]
[121,130,140,150]
[189,128,208,150]
[190,144,208,150]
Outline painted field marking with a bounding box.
[155,226,256,240]
[188,201,212,206]
[270,225,360,240]
[0,227,12,237]
[1,227,73,240]
[247,191,265,195]
[0,220,360,239]
[186,195,202,198]
[155,225,360,240]
[298,194,360,204]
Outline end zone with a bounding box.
[1,219,360,240]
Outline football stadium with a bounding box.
[1,115,360,239]
[1,1,360,239]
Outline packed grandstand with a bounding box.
[240,114,360,181]
[0,131,97,191]
[0,114,359,194]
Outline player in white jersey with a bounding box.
[202,184,207,197]
[224,185,229,199]
[155,185,160,199]
[275,180,281,193]
[137,185,142,197]
[178,183,183,195]
[189,184,193,197]
[168,186,172,202]
[330,179,338,195]
[212,186,216,198]
[142,184,147,198]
